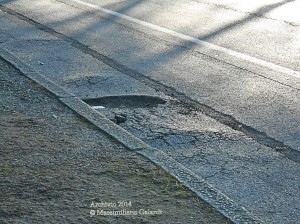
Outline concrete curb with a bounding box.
[0,48,148,151]
[0,48,74,98]
[0,47,262,224]
[60,96,148,151]
[139,147,261,224]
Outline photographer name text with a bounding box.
[90,201,162,217]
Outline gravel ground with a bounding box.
[0,57,231,224]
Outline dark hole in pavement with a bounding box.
[83,95,166,108]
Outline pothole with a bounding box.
[84,95,167,108]
[85,95,242,150]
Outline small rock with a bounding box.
[114,113,127,124]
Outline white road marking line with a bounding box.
[69,0,300,79]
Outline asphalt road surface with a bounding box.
[1,0,299,223]
[4,0,299,150]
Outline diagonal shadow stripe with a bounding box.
[1,4,299,164]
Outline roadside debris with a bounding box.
[113,113,127,124]
[92,105,105,109]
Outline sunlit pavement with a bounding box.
[0,0,299,223]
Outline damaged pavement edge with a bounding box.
[0,47,262,223]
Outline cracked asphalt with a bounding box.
[1,0,300,223]
[91,95,300,223]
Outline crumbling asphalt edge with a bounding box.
[0,47,262,224]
